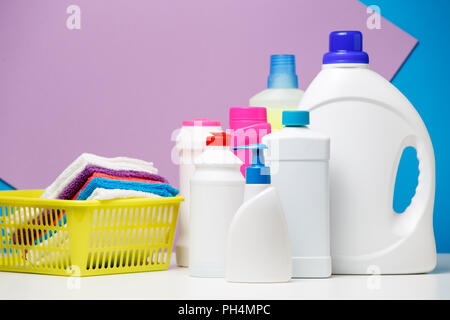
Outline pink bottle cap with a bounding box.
[228,107,271,177]
[182,118,221,127]
[229,107,267,121]
[229,107,268,130]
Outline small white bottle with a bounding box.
[263,110,331,278]
[189,132,245,278]
[174,118,222,267]
[249,54,304,131]
[226,144,291,283]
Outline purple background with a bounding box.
[0,0,416,188]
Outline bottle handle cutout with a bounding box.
[392,134,435,236]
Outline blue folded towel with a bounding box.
[76,177,179,200]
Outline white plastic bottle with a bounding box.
[226,144,291,283]
[249,54,304,131]
[174,118,222,267]
[263,111,331,278]
[189,132,245,277]
[299,31,436,274]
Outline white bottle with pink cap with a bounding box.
[174,118,222,267]
[229,107,271,176]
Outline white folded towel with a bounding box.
[41,153,158,199]
[86,188,161,201]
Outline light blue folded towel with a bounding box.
[76,177,179,200]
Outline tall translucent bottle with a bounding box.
[250,54,304,131]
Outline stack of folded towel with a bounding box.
[14,153,179,251]
[41,153,179,200]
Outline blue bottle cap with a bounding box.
[267,54,299,89]
[233,144,270,184]
[323,31,369,64]
[282,110,310,126]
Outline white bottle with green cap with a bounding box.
[263,110,331,278]
[226,144,291,283]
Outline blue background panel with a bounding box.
[0,179,14,190]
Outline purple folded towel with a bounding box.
[57,165,168,200]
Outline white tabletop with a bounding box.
[0,254,449,300]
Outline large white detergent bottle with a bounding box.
[299,31,436,274]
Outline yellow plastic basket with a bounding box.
[0,190,182,277]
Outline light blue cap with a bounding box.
[268,54,299,89]
[282,110,310,126]
[233,144,270,184]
